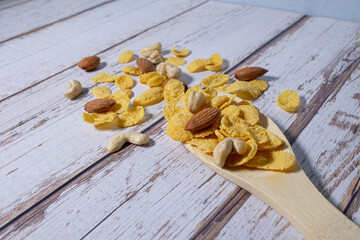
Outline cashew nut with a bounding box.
[140,42,162,58]
[107,132,149,153]
[156,62,182,79]
[187,91,206,113]
[213,138,247,167]
[63,80,82,99]
[149,50,164,64]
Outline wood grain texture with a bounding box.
[0,0,206,101]
[0,1,302,230]
[1,0,360,238]
[0,0,33,11]
[0,0,115,43]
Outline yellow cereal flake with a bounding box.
[236,99,254,106]
[226,138,258,167]
[139,72,159,84]
[215,129,226,140]
[121,66,142,76]
[187,138,219,153]
[91,72,118,83]
[133,87,164,106]
[249,125,269,144]
[147,75,166,87]
[277,90,300,113]
[249,79,268,92]
[115,75,134,89]
[202,87,217,99]
[117,106,145,128]
[238,105,259,125]
[165,56,187,66]
[166,110,193,142]
[193,116,221,138]
[108,91,130,113]
[118,50,134,63]
[221,115,250,141]
[170,47,190,57]
[226,81,262,100]
[163,105,183,121]
[83,112,117,126]
[244,151,296,170]
[205,53,223,72]
[164,79,185,106]
[258,130,283,150]
[201,74,229,88]
[91,86,111,98]
[215,84,229,92]
[187,59,213,73]
[209,95,235,110]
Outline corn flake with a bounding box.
[147,75,166,87]
[249,79,268,92]
[163,105,183,121]
[118,50,134,63]
[187,138,219,153]
[117,106,145,128]
[238,105,259,125]
[249,125,269,144]
[121,66,142,76]
[244,151,296,170]
[164,79,185,106]
[133,87,164,106]
[166,56,187,66]
[221,115,250,141]
[166,110,193,142]
[201,74,229,88]
[277,90,300,113]
[187,59,213,73]
[171,47,190,57]
[115,75,134,89]
[139,72,159,84]
[205,53,223,72]
[91,72,118,83]
[83,112,117,126]
[226,81,262,100]
[221,105,241,117]
[210,95,235,110]
[108,91,130,113]
[91,86,111,98]
[258,130,283,150]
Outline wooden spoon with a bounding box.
[184,97,360,239]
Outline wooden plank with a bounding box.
[0,2,302,229]
[200,61,360,239]
[1,15,359,239]
[0,0,32,11]
[0,0,114,42]
[0,0,206,101]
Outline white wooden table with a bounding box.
[0,0,359,239]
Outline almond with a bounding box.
[136,58,154,73]
[234,67,268,81]
[84,99,116,113]
[162,78,188,90]
[77,56,100,71]
[185,108,220,132]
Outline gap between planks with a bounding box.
[0,0,208,104]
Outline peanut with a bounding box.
[187,91,206,113]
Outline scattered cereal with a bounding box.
[115,75,134,89]
[187,59,213,73]
[121,66,142,76]
[201,74,229,88]
[133,87,164,106]
[165,56,187,66]
[205,53,223,72]
[277,90,300,113]
[171,47,190,57]
[118,50,134,63]
[83,112,117,125]
[244,151,296,170]
[91,86,111,98]
[91,72,118,83]
[164,79,186,106]
[117,106,145,128]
